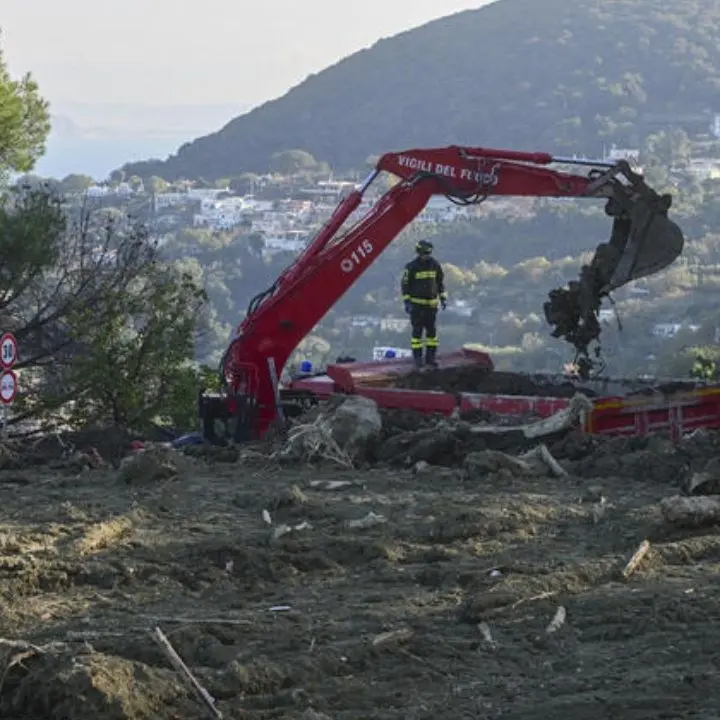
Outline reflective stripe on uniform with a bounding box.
[410,338,424,349]
[425,336,439,348]
[414,270,437,280]
[408,297,439,307]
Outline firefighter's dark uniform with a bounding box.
[401,240,447,368]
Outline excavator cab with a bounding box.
[544,160,684,376]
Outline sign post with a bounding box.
[0,333,18,437]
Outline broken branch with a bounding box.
[152,626,223,719]
[621,540,651,579]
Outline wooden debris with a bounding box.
[347,511,387,529]
[275,416,354,468]
[545,606,566,634]
[477,622,496,647]
[621,540,651,579]
[511,591,555,609]
[520,444,568,477]
[309,479,353,490]
[470,393,592,440]
[152,626,223,719]
[660,495,720,529]
[371,627,414,648]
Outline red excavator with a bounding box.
[200,145,684,443]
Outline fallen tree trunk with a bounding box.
[469,393,593,440]
[660,495,720,529]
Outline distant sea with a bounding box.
[32,103,250,181]
[34,134,188,181]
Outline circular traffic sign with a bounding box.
[0,370,17,404]
[0,332,17,369]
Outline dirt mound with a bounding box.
[0,641,196,719]
[395,367,593,398]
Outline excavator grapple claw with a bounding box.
[544,161,685,375]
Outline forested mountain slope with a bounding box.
[122,0,720,180]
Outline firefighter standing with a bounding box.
[401,239,447,368]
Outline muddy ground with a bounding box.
[394,367,586,397]
[1,427,720,720]
[393,366,701,401]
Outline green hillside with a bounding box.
[122,0,720,180]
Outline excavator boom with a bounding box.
[204,145,684,441]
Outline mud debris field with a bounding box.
[394,366,586,397]
[1,416,720,719]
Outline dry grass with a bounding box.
[74,514,135,556]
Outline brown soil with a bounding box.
[1,432,720,719]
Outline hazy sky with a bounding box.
[3,0,491,112]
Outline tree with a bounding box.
[128,175,144,192]
[65,264,207,431]
[643,130,692,169]
[0,44,50,182]
[0,186,207,433]
[108,169,125,185]
[228,173,259,194]
[269,150,317,176]
[145,175,169,194]
[59,173,95,194]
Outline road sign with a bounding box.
[0,370,17,405]
[0,333,17,370]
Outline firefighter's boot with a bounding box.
[412,348,423,369]
[425,347,438,368]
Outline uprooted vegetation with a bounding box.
[2,398,720,718]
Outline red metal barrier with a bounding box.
[287,375,338,399]
[460,392,570,418]
[586,387,720,440]
[355,387,457,415]
[287,364,720,441]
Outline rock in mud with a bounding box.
[685,456,720,496]
[118,447,178,484]
[328,395,382,458]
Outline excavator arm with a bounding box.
[207,145,684,441]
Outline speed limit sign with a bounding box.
[0,333,17,370]
[0,370,17,405]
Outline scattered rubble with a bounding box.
[277,389,591,470]
[277,395,381,466]
[0,426,719,718]
[1,370,720,718]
